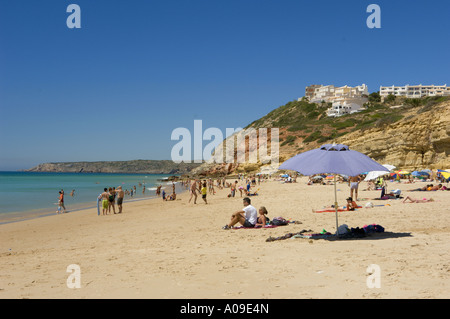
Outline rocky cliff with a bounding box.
[336,100,450,170]
[191,97,450,176]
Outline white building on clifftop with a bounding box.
[379,84,450,100]
[301,84,369,117]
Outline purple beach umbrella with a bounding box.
[279,144,389,234]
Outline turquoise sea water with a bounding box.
[0,172,179,224]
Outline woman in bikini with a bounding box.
[255,206,269,227]
[108,187,116,214]
[402,196,434,203]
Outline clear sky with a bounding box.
[0,0,449,170]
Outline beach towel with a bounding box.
[314,206,362,213]
[375,196,402,200]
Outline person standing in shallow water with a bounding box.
[99,188,109,215]
[108,187,116,214]
[59,190,67,213]
[115,186,124,214]
[56,191,66,214]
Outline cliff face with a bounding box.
[192,98,450,175]
[26,160,202,175]
[336,100,450,170]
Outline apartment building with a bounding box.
[302,84,369,117]
[379,84,450,100]
[304,84,322,100]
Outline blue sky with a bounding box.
[0,0,449,170]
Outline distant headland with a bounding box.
[24,160,202,175]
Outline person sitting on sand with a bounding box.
[167,192,176,201]
[363,180,376,191]
[402,196,434,203]
[255,206,269,227]
[222,197,257,230]
[346,197,358,211]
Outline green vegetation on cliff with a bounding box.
[246,95,449,148]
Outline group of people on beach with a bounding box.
[159,182,177,201]
[55,189,76,214]
[187,179,208,204]
[98,186,124,215]
[183,175,264,205]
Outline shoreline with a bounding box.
[0,181,186,225]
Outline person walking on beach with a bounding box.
[349,175,361,201]
[256,206,269,227]
[189,180,198,204]
[60,190,66,213]
[222,197,257,229]
[57,190,66,214]
[116,186,124,214]
[208,178,215,195]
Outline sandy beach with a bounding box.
[0,177,449,299]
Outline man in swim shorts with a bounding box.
[349,175,361,201]
[115,186,124,214]
[100,188,109,215]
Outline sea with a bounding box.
[0,171,181,224]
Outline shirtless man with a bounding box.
[189,180,198,204]
[115,186,124,214]
[100,188,109,215]
[349,175,361,201]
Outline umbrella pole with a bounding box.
[334,175,339,236]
